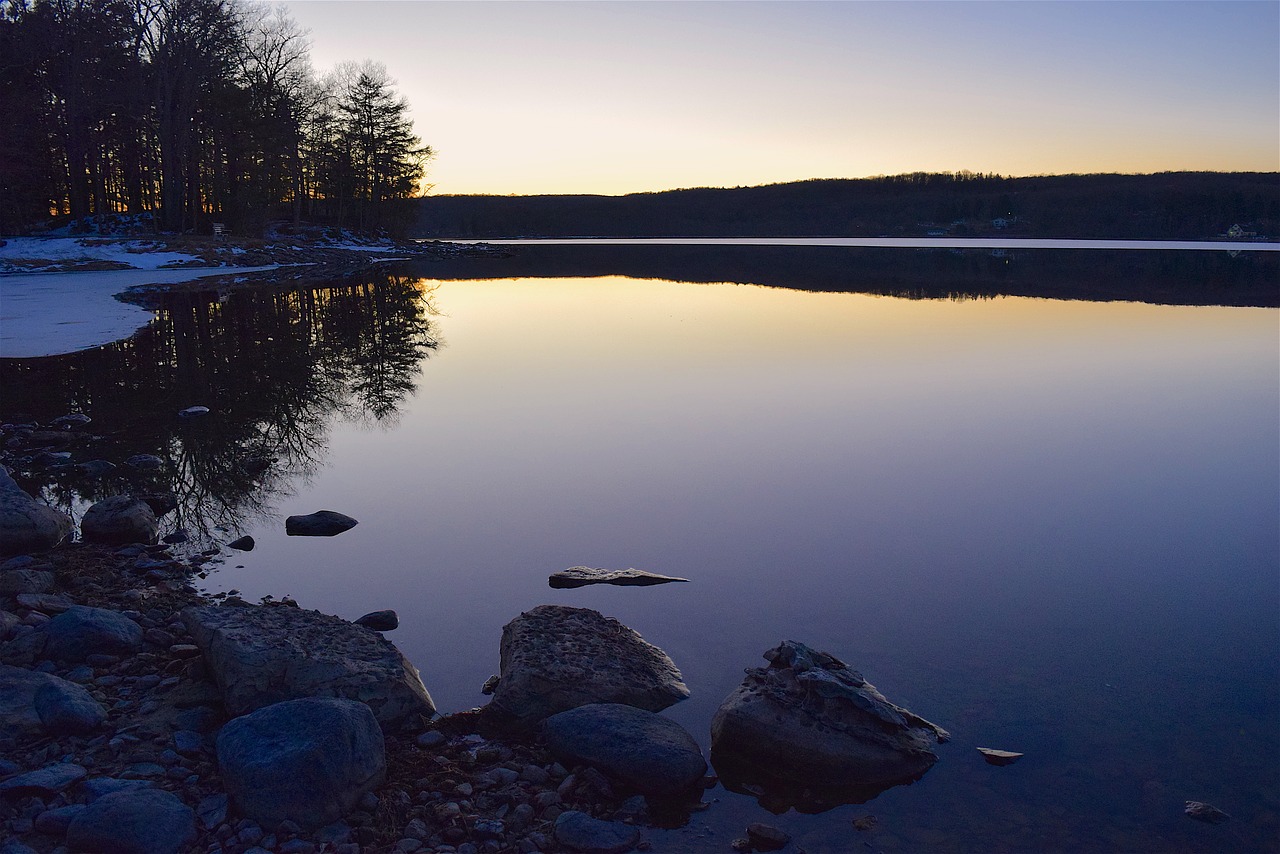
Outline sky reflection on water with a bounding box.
[200,275,1276,852]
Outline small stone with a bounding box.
[852,815,878,831]
[66,788,196,854]
[549,566,690,589]
[162,530,189,544]
[746,823,790,851]
[977,747,1023,766]
[197,793,229,829]
[227,535,255,551]
[178,406,210,418]
[416,730,446,748]
[1185,801,1231,824]
[16,591,75,613]
[125,454,163,470]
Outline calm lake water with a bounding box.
[2,247,1277,852]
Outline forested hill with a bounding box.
[415,172,1279,240]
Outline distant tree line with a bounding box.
[417,172,1280,241]
[0,0,429,235]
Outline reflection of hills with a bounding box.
[411,243,1279,307]
[0,273,439,544]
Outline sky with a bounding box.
[277,1,1280,197]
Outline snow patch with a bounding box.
[0,237,201,271]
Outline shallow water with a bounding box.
[2,256,1276,852]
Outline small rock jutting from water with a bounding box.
[977,747,1024,766]
[710,640,949,810]
[354,609,398,631]
[226,535,254,551]
[177,406,210,418]
[285,509,358,537]
[80,496,158,546]
[548,566,690,589]
[1185,800,1231,824]
[746,822,791,851]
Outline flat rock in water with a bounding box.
[124,454,163,470]
[488,604,689,731]
[285,510,358,536]
[747,823,791,851]
[549,566,690,589]
[182,603,434,727]
[80,495,158,545]
[66,788,196,854]
[0,467,73,557]
[217,697,385,830]
[553,810,640,853]
[178,406,210,418]
[1185,800,1231,824]
[710,641,948,804]
[977,747,1023,766]
[44,605,143,662]
[543,703,706,796]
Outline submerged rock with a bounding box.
[977,747,1023,766]
[710,641,948,809]
[285,510,358,536]
[488,604,689,731]
[182,603,434,728]
[217,697,385,830]
[553,810,640,853]
[543,703,706,796]
[0,466,73,557]
[549,566,690,589]
[80,496,158,545]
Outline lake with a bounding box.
[1,245,1276,852]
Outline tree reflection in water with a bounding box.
[0,272,440,545]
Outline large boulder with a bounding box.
[66,788,196,854]
[43,605,142,663]
[487,605,689,731]
[216,697,385,830]
[543,704,706,796]
[0,467,72,557]
[182,604,434,728]
[80,496,158,545]
[710,641,949,808]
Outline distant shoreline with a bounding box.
[435,236,1280,252]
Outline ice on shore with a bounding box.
[0,267,272,359]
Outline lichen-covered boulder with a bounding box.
[0,467,72,557]
[80,495,158,545]
[543,703,706,795]
[711,641,948,806]
[217,697,385,830]
[182,604,434,728]
[487,605,689,731]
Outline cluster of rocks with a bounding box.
[2,462,964,853]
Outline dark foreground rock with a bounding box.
[543,703,706,796]
[66,788,196,854]
[79,495,159,545]
[0,466,72,556]
[549,566,691,589]
[554,809,641,853]
[711,641,948,807]
[44,604,143,662]
[0,665,106,739]
[285,509,358,536]
[487,604,689,731]
[217,696,386,830]
[182,602,435,727]
[355,609,398,631]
